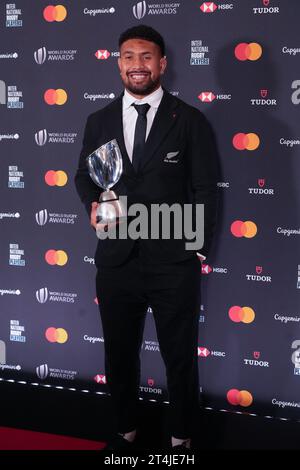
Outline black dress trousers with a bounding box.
[96,243,201,439]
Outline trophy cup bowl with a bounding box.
[86,139,127,236]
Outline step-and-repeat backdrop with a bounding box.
[0,0,299,420]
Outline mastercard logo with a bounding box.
[235,42,262,61]
[43,5,67,22]
[231,220,257,238]
[45,170,68,186]
[44,89,68,105]
[227,389,253,407]
[232,133,260,150]
[45,249,68,266]
[229,306,255,324]
[45,327,68,343]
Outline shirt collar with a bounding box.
[123,86,164,110]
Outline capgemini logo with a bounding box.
[0,340,6,364]
[34,47,47,65]
[36,287,49,303]
[35,129,47,146]
[36,364,49,379]
[35,209,48,226]
[133,1,147,19]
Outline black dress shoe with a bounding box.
[104,434,136,451]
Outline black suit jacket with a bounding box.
[75,90,219,267]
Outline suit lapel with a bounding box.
[106,94,136,178]
[139,91,179,171]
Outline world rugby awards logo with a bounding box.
[36,364,49,379]
[34,47,47,65]
[133,1,146,19]
[35,209,48,226]
[35,129,47,146]
[36,287,49,304]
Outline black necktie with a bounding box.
[132,103,150,172]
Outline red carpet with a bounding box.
[0,427,106,450]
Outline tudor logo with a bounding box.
[253,351,260,359]
[148,378,154,387]
[258,179,265,188]
[198,92,216,102]
[263,0,270,5]
[260,89,268,98]
[200,2,217,13]
[256,266,263,275]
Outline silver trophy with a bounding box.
[86,139,127,236]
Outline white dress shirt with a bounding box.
[122,86,164,161]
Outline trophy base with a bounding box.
[96,190,127,234]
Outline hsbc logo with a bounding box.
[95,49,110,60]
[198,91,231,102]
[198,347,226,357]
[200,2,217,12]
[200,2,233,13]
[198,347,210,357]
[94,374,106,384]
[201,264,228,275]
[198,92,215,102]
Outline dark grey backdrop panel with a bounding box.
[0,0,299,419]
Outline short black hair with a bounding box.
[119,25,165,57]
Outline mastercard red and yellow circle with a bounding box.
[45,170,68,186]
[232,133,260,150]
[235,42,262,61]
[227,389,253,407]
[43,5,67,22]
[45,327,68,343]
[44,88,68,105]
[228,306,255,323]
[230,220,257,238]
[45,249,68,266]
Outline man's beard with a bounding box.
[123,74,161,96]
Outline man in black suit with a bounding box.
[75,25,218,452]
